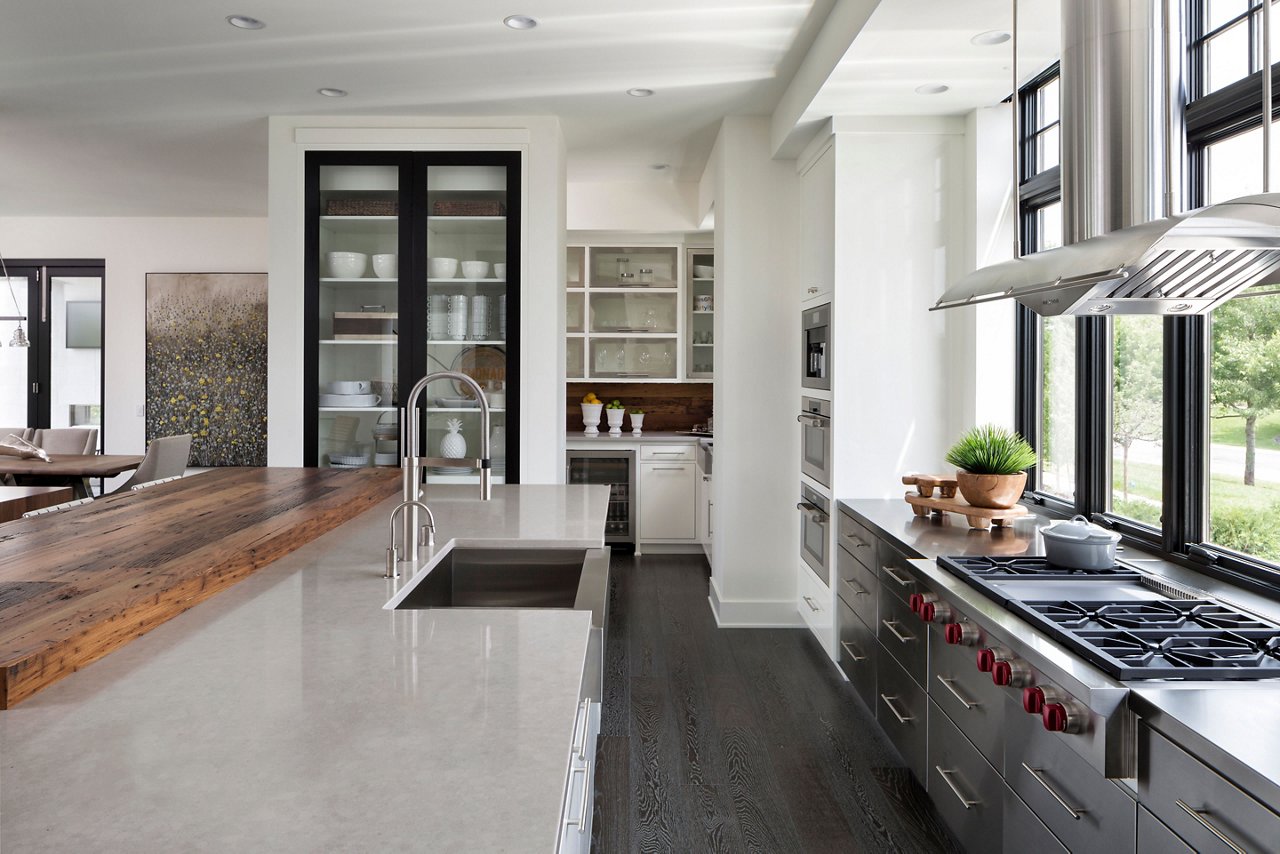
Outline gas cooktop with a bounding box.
[938,555,1280,680]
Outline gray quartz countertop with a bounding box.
[841,497,1280,811]
[0,484,609,853]
[566,431,704,447]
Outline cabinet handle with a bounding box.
[880,693,913,724]
[563,765,591,832]
[807,286,820,294]
[651,466,687,472]
[651,451,685,456]
[802,595,820,612]
[936,675,980,710]
[935,767,980,809]
[881,619,915,644]
[839,641,867,661]
[1175,800,1246,854]
[843,533,871,549]
[571,698,591,760]
[1022,764,1084,821]
[844,580,870,597]
[882,566,913,587]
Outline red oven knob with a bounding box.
[992,660,1012,685]
[1023,686,1045,714]
[922,602,952,623]
[944,622,977,645]
[992,659,1030,688]
[908,593,925,613]
[1042,702,1084,734]
[976,648,997,672]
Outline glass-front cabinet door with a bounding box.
[305,152,520,484]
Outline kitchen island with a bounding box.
[0,483,609,853]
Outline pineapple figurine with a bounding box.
[440,418,467,461]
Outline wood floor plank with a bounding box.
[591,736,629,853]
[681,784,748,854]
[629,675,691,852]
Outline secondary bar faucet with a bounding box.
[389,371,492,567]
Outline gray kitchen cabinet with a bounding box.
[928,697,1004,851]
[1137,806,1193,854]
[1004,785,1068,853]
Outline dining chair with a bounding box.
[33,427,99,455]
[0,428,35,484]
[111,434,193,493]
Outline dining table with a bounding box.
[0,454,146,499]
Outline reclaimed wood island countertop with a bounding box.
[0,466,398,708]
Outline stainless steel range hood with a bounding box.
[934,194,1280,316]
[935,0,1280,317]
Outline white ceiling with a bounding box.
[0,0,1063,218]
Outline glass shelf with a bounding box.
[589,338,677,379]
[589,292,678,334]
[588,246,677,288]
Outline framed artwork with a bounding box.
[145,273,268,466]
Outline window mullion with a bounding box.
[1075,316,1111,517]
[1163,316,1208,552]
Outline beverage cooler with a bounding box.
[304,151,520,484]
[566,449,636,545]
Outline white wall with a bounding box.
[566,181,699,232]
[0,217,268,455]
[266,115,566,481]
[707,116,803,626]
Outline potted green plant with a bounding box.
[944,424,1036,509]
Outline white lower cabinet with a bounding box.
[558,698,600,854]
[639,460,696,541]
[697,468,713,561]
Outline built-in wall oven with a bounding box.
[798,396,831,486]
[566,449,636,545]
[797,483,830,585]
[802,303,831,390]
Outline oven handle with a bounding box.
[796,501,829,525]
[796,414,828,428]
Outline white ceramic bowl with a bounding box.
[324,380,371,395]
[693,264,715,279]
[372,254,397,278]
[461,260,490,280]
[493,262,507,279]
[429,257,459,279]
[327,252,368,279]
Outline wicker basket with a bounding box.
[431,199,505,216]
[326,198,399,216]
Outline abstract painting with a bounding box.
[145,273,267,466]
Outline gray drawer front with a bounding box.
[928,625,1005,768]
[927,697,1003,851]
[836,544,877,627]
[878,585,927,686]
[1004,786,1068,853]
[877,542,922,603]
[1006,697,1136,850]
[836,596,875,710]
[1139,724,1280,854]
[876,645,927,783]
[836,511,878,572]
[1138,806,1193,854]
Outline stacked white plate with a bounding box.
[447,294,469,341]
[319,393,380,407]
[471,294,491,340]
[427,294,448,340]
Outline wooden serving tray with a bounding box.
[904,492,1029,530]
[901,473,958,499]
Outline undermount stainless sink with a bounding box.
[387,547,610,630]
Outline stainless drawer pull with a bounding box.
[651,466,687,471]
[882,566,913,587]
[842,532,871,549]
[935,767,980,810]
[880,694,913,724]
[572,698,591,760]
[843,580,870,597]
[563,765,591,832]
[650,451,685,455]
[935,675,979,710]
[1021,763,1084,821]
[840,641,867,662]
[803,596,820,612]
[1175,799,1246,854]
[881,619,915,644]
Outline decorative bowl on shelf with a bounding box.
[461,260,490,279]
[327,251,368,278]
[581,402,603,436]
[372,254,397,278]
[693,264,714,278]
[429,257,459,278]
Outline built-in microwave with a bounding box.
[802,303,830,390]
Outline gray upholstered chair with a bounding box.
[111,434,192,494]
[0,427,34,444]
[33,427,98,455]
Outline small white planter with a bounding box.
[581,403,603,436]
[630,413,645,435]
[605,408,625,436]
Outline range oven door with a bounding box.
[798,484,830,585]
[798,396,831,486]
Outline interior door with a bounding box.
[0,262,104,446]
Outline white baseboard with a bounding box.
[708,577,805,628]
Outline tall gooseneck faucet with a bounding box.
[392,371,492,565]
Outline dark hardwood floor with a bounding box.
[591,552,962,854]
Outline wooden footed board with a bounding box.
[904,492,1029,530]
[901,473,958,499]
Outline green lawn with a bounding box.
[1210,411,1280,449]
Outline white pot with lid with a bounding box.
[1041,515,1122,569]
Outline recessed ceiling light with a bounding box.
[971,30,1011,46]
[226,15,265,30]
[915,84,949,95]
[503,15,538,29]
[317,88,348,98]
[627,88,655,98]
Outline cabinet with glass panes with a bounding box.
[686,247,714,379]
[306,153,520,484]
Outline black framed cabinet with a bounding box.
[304,151,520,484]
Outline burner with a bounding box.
[945,555,1135,578]
[1024,599,1280,633]
[1077,629,1280,671]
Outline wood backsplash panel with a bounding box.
[567,383,713,433]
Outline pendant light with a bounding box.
[0,252,30,348]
